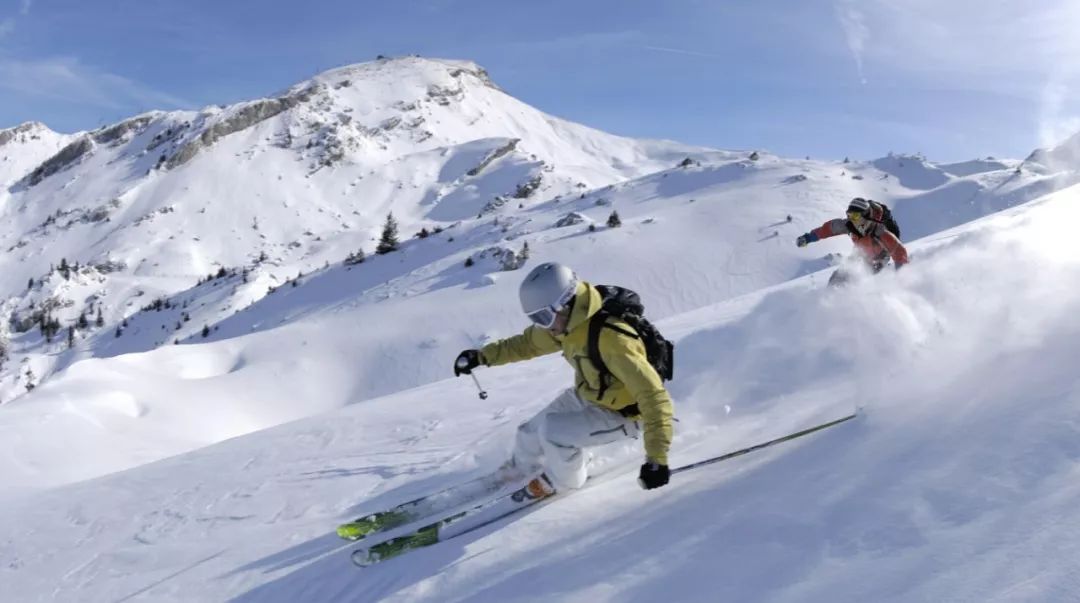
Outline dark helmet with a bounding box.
[848,197,871,215]
[846,198,872,234]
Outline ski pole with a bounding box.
[469,372,488,400]
[456,355,488,400]
[671,412,857,476]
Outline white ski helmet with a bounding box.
[519,262,578,328]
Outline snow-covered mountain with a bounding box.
[2,55,1080,603]
[0,56,729,400]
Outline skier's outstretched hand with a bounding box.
[638,461,670,490]
[454,349,482,376]
[796,232,816,248]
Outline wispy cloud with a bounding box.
[642,45,727,61]
[20,0,31,16]
[833,0,868,84]
[830,1,1080,146]
[0,57,192,112]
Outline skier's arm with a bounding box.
[798,219,847,247]
[811,219,848,240]
[880,231,909,266]
[480,325,561,366]
[602,330,674,466]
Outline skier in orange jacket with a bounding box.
[797,198,909,286]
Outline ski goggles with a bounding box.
[846,210,866,224]
[525,287,576,329]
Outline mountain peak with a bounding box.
[0,121,58,146]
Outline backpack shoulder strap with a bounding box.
[587,311,611,399]
[587,312,639,399]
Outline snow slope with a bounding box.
[4,54,1080,603]
[1,181,1077,603]
[1,145,1066,493]
[2,56,1068,415]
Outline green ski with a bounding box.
[350,480,552,567]
[336,468,520,541]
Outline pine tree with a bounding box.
[115,326,122,338]
[26,278,33,290]
[464,257,474,267]
[376,212,400,255]
[95,307,104,327]
[201,324,210,338]
[345,248,366,265]
[519,241,530,261]
[67,326,75,349]
[77,312,89,330]
[606,211,622,228]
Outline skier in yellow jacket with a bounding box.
[454,262,674,498]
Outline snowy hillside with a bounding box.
[1,177,1077,603]
[0,121,73,189]
[0,56,730,401]
[1,56,1077,488]
[6,57,1074,413]
[3,53,1080,603]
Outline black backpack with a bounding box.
[847,200,901,239]
[875,201,901,239]
[586,285,674,400]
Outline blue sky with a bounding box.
[2,0,1079,162]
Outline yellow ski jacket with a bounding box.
[480,281,674,465]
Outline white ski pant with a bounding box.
[512,388,640,491]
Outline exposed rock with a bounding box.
[81,200,119,224]
[0,122,48,147]
[782,174,808,184]
[555,212,589,228]
[93,115,154,145]
[513,175,542,199]
[480,195,510,215]
[467,139,519,176]
[92,259,128,274]
[166,87,317,169]
[27,136,94,186]
[427,84,464,106]
[147,121,192,152]
[448,65,497,89]
[379,116,402,131]
[472,245,527,271]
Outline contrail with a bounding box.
[834,0,869,84]
[642,45,727,60]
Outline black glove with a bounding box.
[454,349,483,376]
[638,462,670,490]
